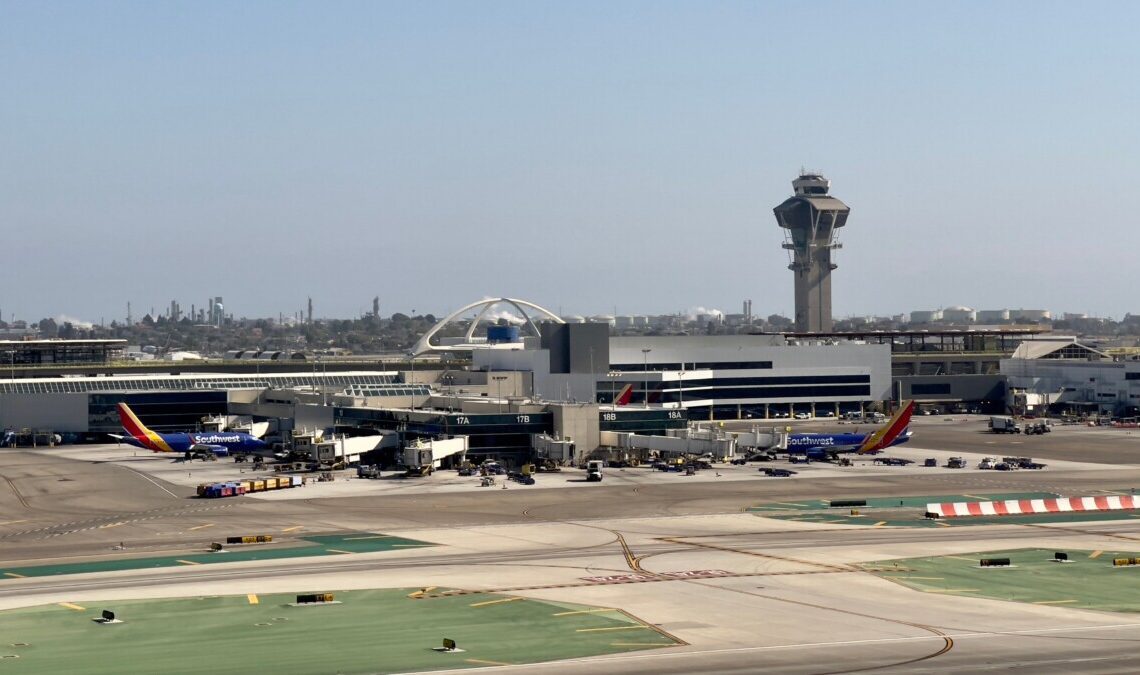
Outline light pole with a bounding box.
[492,375,508,413]
[321,356,328,406]
[442,372,456,411]
[641,348,652,409]
[606,370,622,406]
[408,351,415,411]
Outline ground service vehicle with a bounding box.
[875,457,914,466]
[761,468,797,477]
[989,417,1021,434]
[586,460,603,482]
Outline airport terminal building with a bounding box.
[0,328,891,464]
[1001,338,1140,416]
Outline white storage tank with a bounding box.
[1012,309,1052,322]
[941,306,976,323]
[909,310,942,324]
[976,309,1010,322]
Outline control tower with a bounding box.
[773,173,849,332]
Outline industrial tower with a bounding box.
[773,173,850,332]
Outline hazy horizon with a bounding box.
[4,2,1138,324]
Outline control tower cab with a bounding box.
[773,173,850,332]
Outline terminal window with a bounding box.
[911,383,952,395]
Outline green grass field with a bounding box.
[864,548,1140,612]
[1,534,433,579]
[0,589,679,674]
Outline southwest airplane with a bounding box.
[784,400,915,461]
[112,402,268,458]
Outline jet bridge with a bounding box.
[400,436,469,474]
[721,427,789,452]
[599,430,736,460]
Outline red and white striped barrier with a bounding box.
[927,495,1140,518]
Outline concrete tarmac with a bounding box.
[5,419,1140,673]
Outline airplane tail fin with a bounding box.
[613,383,634,406]
[117,403,172,452]
[856,400,915,454]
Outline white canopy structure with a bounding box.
[411,297,565,357]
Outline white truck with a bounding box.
[989,416,1021,434]
[585,460,604,482]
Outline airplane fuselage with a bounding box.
[119,431,267,455]
[787,429,912,456]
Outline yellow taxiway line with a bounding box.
[577,625,649,633]
[3,572,27,578]
[470,597,523,608]
[281,526,304,533]
[1090,550,1104,559]
[188,523,214,531]
[176,559,201,565]
[247,594,259,604]
[59,603,86,611]
[1034,599,1078,605]
[553,608,617,617]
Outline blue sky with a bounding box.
[2,1,1137,323]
